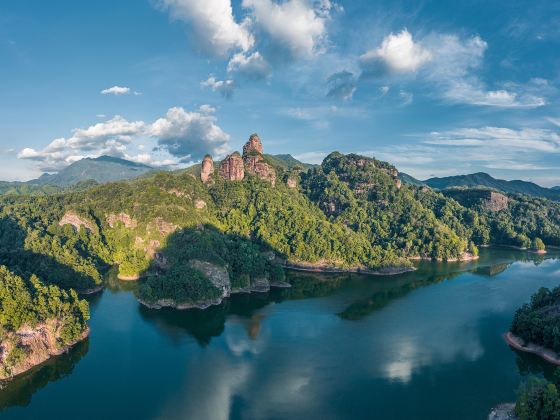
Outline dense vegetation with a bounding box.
[0,266,89,377]
[510,286,560,353]
[0,150,557,308]
[515,372,560,419]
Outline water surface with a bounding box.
[1,248,560,419]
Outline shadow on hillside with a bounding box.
[0,216,99,291]
[0,339,89,411]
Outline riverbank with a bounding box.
[504,332,560,365]
[282,263,415,276]
[77,285,104,295]
[138,280,293,310]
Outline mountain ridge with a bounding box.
[423,171,560,201]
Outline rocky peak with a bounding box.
[219,152,245,181]
[243,133,263,156]
[201,154,214,184]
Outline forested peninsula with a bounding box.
[1,133,559,379]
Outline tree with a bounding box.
[532,237,546,251]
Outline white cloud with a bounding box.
[101,86,132,95]
[357,30,547,108]
[18,116,145,170]
[151,107,231,160]
[157,0,254,56]
[242,0,339,58]
[399,90,413,105]
[199,104,216,113]
[426,127,560,153]
[423,34,545,108]
[201,76,235,98]
[379,86,390,96]
[227,51,271,79]
[18,107,231,170]
[360,30,432,77]
[547,117,560,127]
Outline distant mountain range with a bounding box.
[31,155,154,186]
[1,154,558,202]
[400,171,560,201]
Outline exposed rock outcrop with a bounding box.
[484,191,509,212]
[0,321,88,380]
[243,133,263,155]
[287,177,298,189]
[106,212,138,228]
[244,154,276,186]
[242,133,276,185]
[200,154,214,184]
[59,212,95,232]
[219,152,245,181]
[189,259,231,299]
[194,199,207,209]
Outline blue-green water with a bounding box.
[1,248,560,419]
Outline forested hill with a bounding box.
[0,156,154,196]
[0,133,558,312]
[31,155,154,186]
[424,172,560,201]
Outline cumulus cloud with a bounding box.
[100,86,136,95]
[227,51,271,80]
[242,0,339,58]
[18,107,231,171]
[357,30,547,108]
[326,70,356,101]
[150,107,230,161]
[201,76,236,98]
[156,0,254,56]
[360,30,432,78]
[18,116,145,170]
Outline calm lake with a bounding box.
[1,248,560,419]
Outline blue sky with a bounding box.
[1,0,559,185]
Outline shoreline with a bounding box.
[77,285,104,295]
[138,281,293,311]
[281,263,415,276]
[504,331,560,365]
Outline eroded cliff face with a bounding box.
[200,155,214,184]
[59,212,96,232]
[0,321,88,380]
[219,153,245,181]
[243,155,276,186]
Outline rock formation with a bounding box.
[106,212,138,228]
[242,133,276,186]
[200,154,214,184]
[59,211,95,232]
[243,133,263,155]
[219,152,245,181]
[244,155,276,186]
[484,191,509,212]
